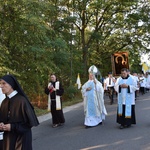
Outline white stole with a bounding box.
[118,77,133,118]
[48,81,61,111]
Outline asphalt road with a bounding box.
[32,91,150,150]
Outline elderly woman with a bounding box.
[0,74,39,150]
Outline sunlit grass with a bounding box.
[34,107,49,116]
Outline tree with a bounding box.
[0,0,149,105]
[59,0,150,76]
[0,0,70,102]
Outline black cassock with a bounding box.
[0,94,39,150]
[117,105,136,126]
[45,81,65,125]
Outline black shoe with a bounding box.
[119,125,124,129]
[85,126,92,129]
[126,125,131,128]
[59,123,64,126]
[52,124,59,128]
[98,122,103,125]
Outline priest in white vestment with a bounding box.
[81,73,107,128]
[115,68,138,129]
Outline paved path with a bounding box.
[33,91,150,150]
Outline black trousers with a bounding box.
[140,87,145,95]
[51,100,65,124]
[107,87,114,104]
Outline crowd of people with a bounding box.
[80,67,150,130]
[0,68,149,149]
[103,70,150,103]
[44,69,150,130]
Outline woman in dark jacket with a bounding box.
[0,74,39,150]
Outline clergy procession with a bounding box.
[0,65,150,149]
[32,63,150,150]
[1,0,150,149]
[0,50,149,150]
[81,65,150,130]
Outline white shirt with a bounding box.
[139,76,146,87]
[145,75,150,88]
[104,77,115,89]
[130,74,139,89]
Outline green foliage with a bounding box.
[63,85,80,100]
[0,0,149,109]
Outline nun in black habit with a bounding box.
[0,74,39,150]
